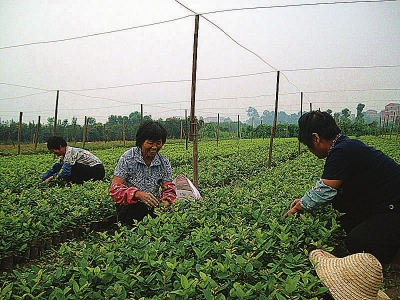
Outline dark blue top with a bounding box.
[322,136,400,217]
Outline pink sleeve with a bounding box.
[109,182,139,205]
[160,181,177,206]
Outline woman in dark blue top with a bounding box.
[284,111,400,264]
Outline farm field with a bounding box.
[0,136,399,299]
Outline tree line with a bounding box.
[0,105,398,145]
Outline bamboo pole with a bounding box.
[34,116,40,150]
[298,92,303,156]
[216,113,220,146]
[190,15,200,188]
[268,71,280,168]
[17,112,23,155]
[53,90,59,137]
[185,109,188,150]
[82,116,87,149]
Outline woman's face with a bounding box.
[141,139,163,160]
[51,146,66,156]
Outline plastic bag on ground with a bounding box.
[173,174,202,202]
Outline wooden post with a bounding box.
[122,117,126,147]
[82,116,87,149]
[141,104,143,123]
[180,119,183,142]
[390,112,396,139]
[237,115,240,139]
[53,90,59,137]
[261,119,264,140]
[185,109,188,150]
[298,92,303,156]
[237,115,240,153]
[216,113,220,146]
[268,71,280,168]
[34,116,40,150]
[17,112,23,155]
[190,15,200,188]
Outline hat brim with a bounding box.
[377,290,391,300]
[310,250,390,300]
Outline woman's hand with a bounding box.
[283,198,303,218]
[43,176,54,182]
[136,191,159,207]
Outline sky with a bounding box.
[1,0,399,125]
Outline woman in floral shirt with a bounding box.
[109,120,176,224]
[41,136,105,184]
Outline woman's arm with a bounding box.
[160,181,177,206]
[109,176,159,207]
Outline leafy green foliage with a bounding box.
[0,137,398,298]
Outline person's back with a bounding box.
[324,136,400,216]
[42,136,105,184]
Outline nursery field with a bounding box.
[0,137,399,299]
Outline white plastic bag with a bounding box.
[173,174,202,201]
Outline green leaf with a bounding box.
[180,274,189,289]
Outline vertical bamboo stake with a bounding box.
[251,117,254,141]
[190,15,200,188]
[268,71,280,168]
[237,115,240,139]
[390,112,396,139]
[82,116,87,149]
[185,109,188,150]
[180,119,183,142]
[17,112,23,155]
[216,113,220,146]
[261,120,264,140]
[34,116,40,150]
[53,90,59,137]
[298,92,303,156]
[122,117,126,147]
[237,115,240,153]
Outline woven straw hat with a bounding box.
[310,249,390,300]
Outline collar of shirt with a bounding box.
[131,147,162,167]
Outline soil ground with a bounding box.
[383,267,400,299]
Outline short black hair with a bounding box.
[298,111,341,148]
[135,121,168,147]
[46,136,67,150]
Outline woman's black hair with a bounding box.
[135,120,168,147]
[298,111,341,148]
[46,136,67,150]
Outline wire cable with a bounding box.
[0,15,192,50]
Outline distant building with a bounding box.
[380,103,400,125]
[364,109,379,123]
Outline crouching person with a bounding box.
[109,120,176,225]
[42,136,105,184]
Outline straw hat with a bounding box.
[309,249,390,300]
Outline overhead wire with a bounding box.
[1,0,398,120]
[0,15,192,50]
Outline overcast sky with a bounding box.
[1,0,399,125]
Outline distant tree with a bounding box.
[356,103,365,120]
[246,107,260,126]
[261,110,275,125]
[339,108,352,135]
[87,117,96,126]
[128,111,142,125]
[341,108,351,119]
